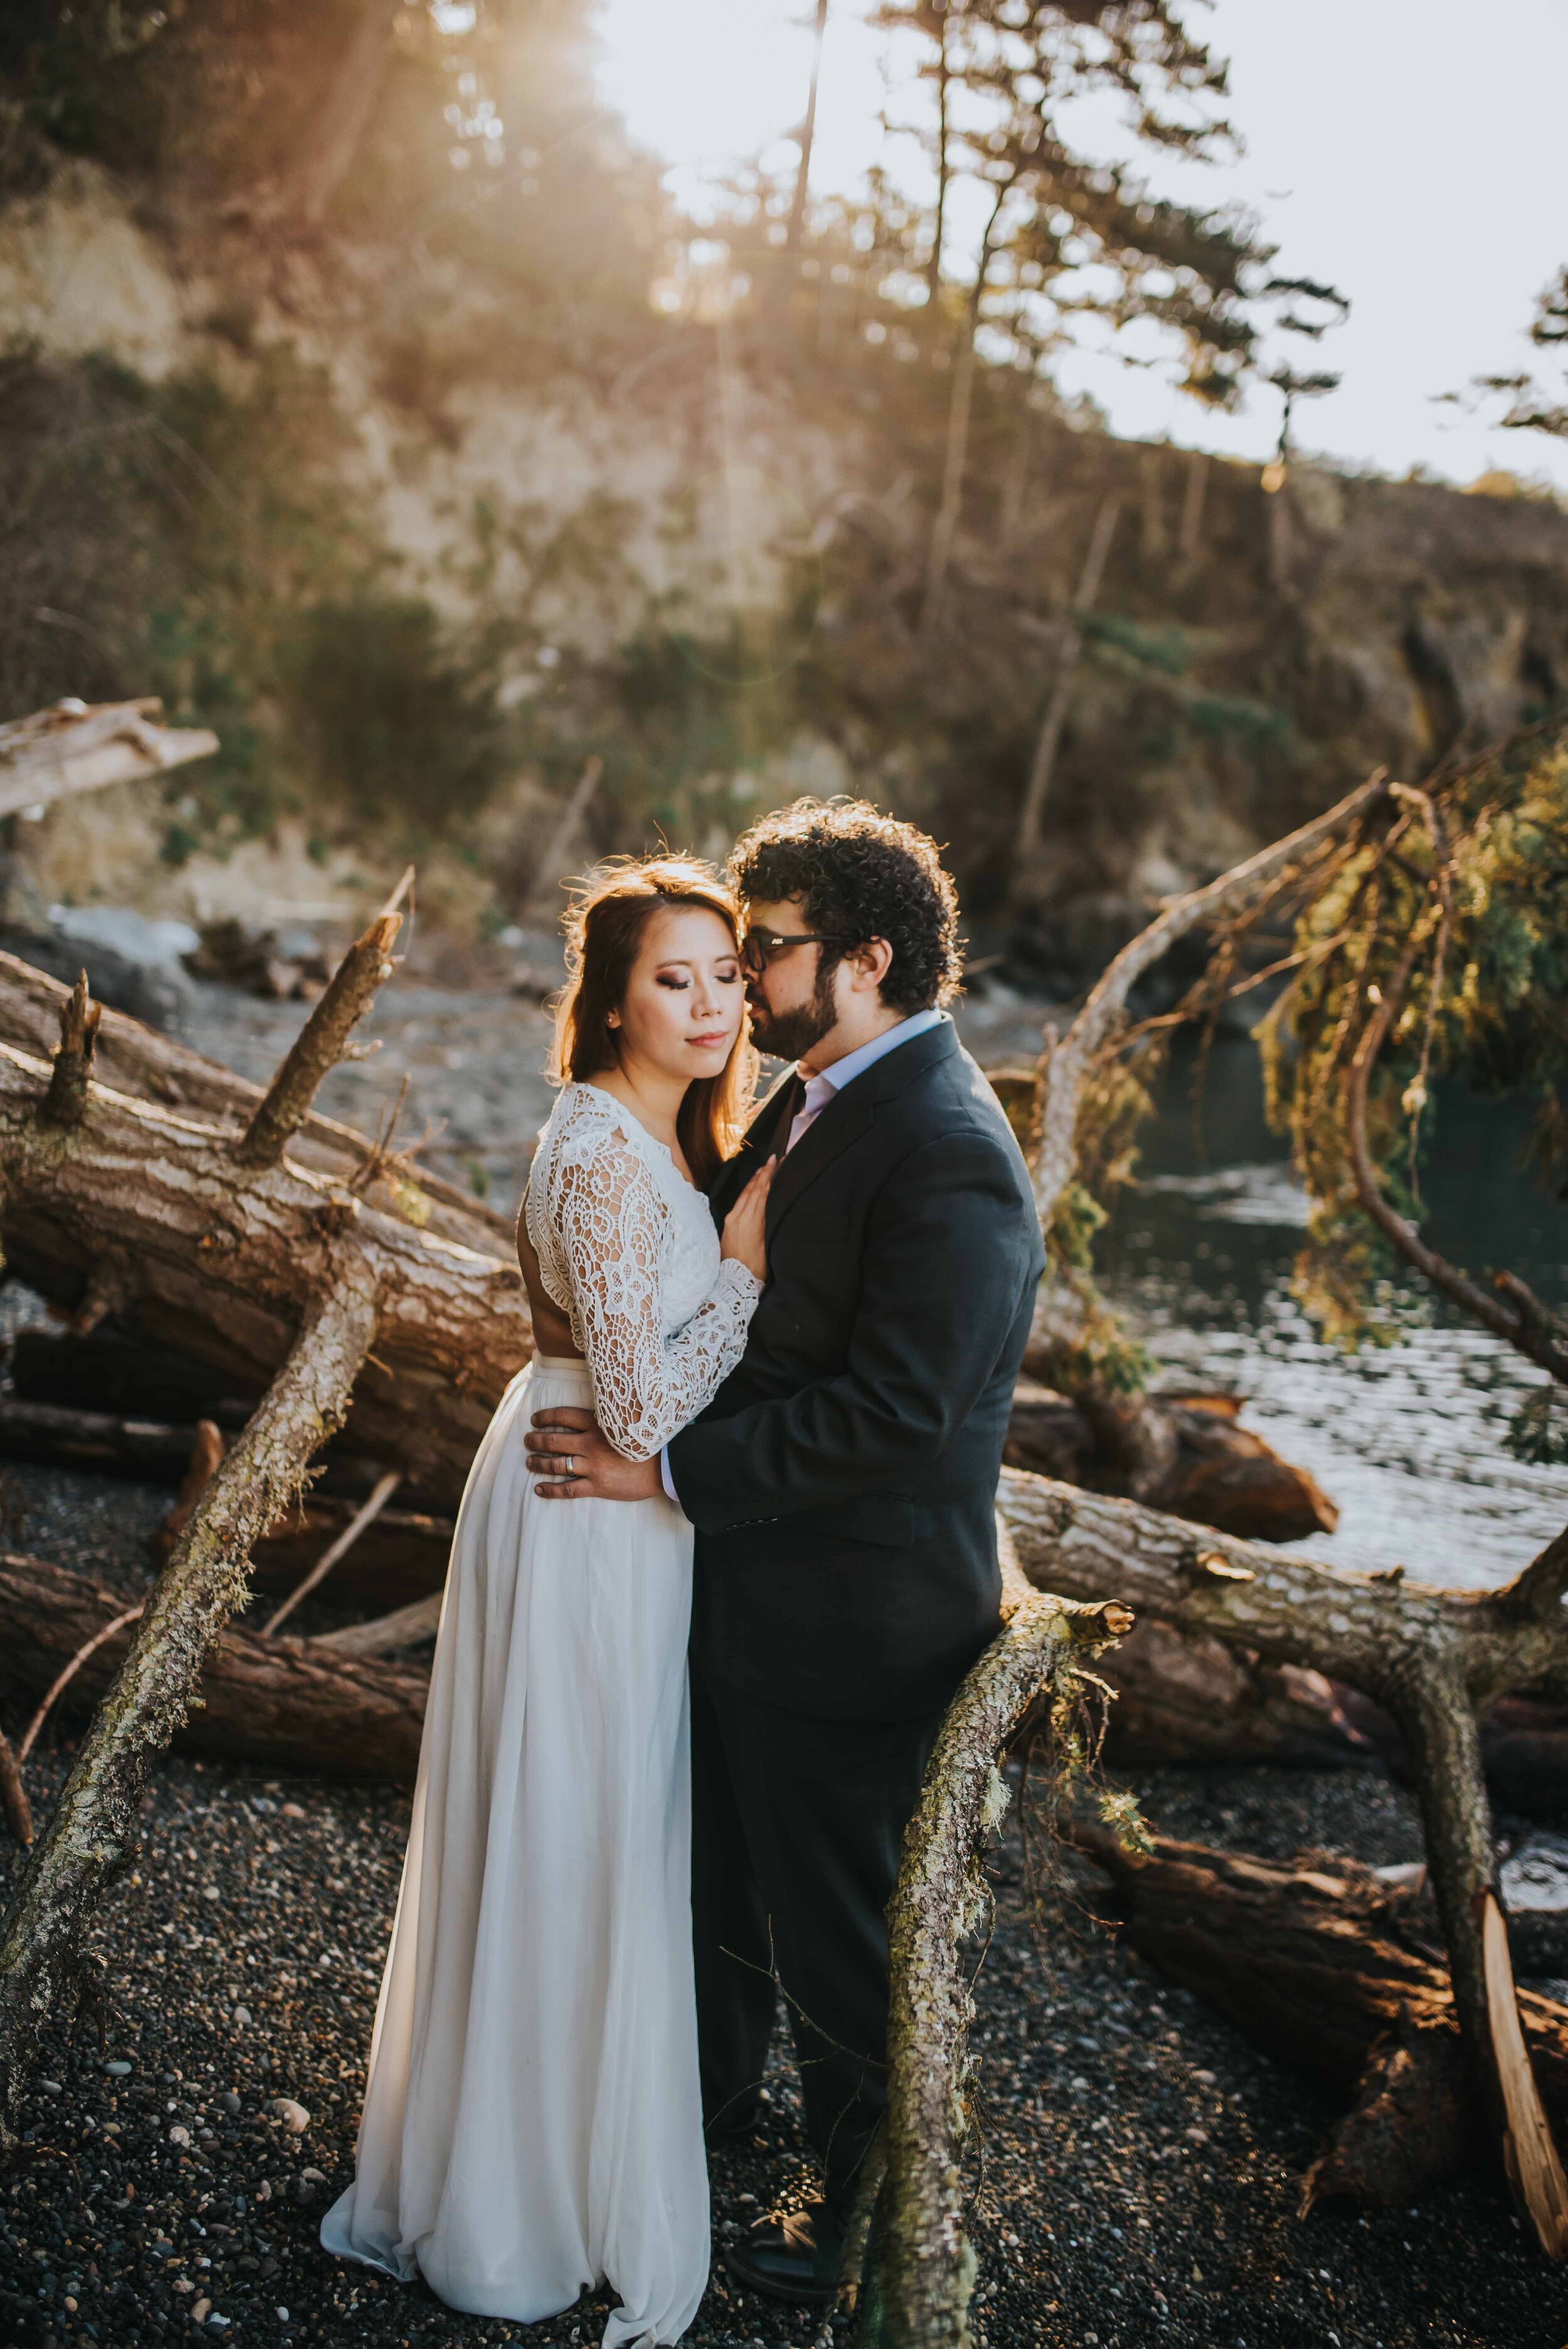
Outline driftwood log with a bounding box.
[999,1465,1568,2251]
[0,966,528,1514]
[853,1532,1134,2346]
[0,698,218,823]
[0,1552,428,1781]
[1070,1821,1568,2212]
[1004,1376,1337,1544]
[0,948,511,1261]
[0,901,435,2124]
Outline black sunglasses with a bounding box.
[739,929,845,974]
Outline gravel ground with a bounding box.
[3,1587,1565,2349]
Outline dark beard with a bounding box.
[748,958,839,1063]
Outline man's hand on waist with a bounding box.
[526,1406,664,1501]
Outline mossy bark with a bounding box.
[0,1268,379,2131]
[859,1560,1133,2346]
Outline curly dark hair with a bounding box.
[729,797,963,1015]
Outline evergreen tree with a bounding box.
[1469,267,1568,440]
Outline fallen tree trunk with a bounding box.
[0,1397,220,1484]
[998,1464,1568,2252]
[0,984,528,1513]
[310,1593,442,1662]
[1097,1614,1371,1768]
[0,948,512,1258]
[1005,1377,1337,1542]
[0,698,218,822]
[1069,1821,1568,2212]
[0,906,437,2124]
[856,1530,1134,2346]
[0,1552,428,1781]
[0,1262,379,2129]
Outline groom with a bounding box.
[526,799,1044,2302]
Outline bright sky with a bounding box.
[592,0,1568,493]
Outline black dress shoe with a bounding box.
[726,2198,842,2306]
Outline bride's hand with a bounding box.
[720,1157,775,1282]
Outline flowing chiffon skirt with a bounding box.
[320,1354,709,2346]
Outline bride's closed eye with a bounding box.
[655,963,742,990]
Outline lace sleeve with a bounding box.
[549,1126,761,1461]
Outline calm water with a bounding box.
[1091,1034,1568,1591]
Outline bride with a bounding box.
[322,854,773,2346]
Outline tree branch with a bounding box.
[38,973,100,1129]
[1032,770,1392,1237]
[1345,936,1568,1384]
[862,1557,1131,2340]
[235,906,403,1170]
[262,1467,401,1636]
[0,1264,379,2130]
[1015,494,1123,860]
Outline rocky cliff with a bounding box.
[3,162,1565,972]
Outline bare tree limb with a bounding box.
[310,1591,442,1661]
[524,756,603,919]
[0,698,217,821]
[862,1540,1132,2341]
[919,172,1014,640]
[1014,494,1123,859]
[235,906,403,1170]
[0,1265,380,2131]
[1031,770,1392,1237]
[38,974,100,1129]
[268,0,403,228]
[262,1467,401,1636]
[16,1606,142,1767]
[0,1734,30,1850]
[783,0,830,257]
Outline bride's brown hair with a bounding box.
[546,854,757,1190]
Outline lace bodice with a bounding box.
[524,1083,761,1462]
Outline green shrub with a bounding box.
[287,598,505,832]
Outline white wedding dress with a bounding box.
[322,1082,761,2345]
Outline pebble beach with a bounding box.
[1,1451,1564,2349]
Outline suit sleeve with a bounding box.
[665,1129,1033,1534]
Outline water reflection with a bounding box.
[1094,1036,1568,1591]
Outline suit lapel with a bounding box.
[765,1017,959,1238]
[765,1079,874,1237]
